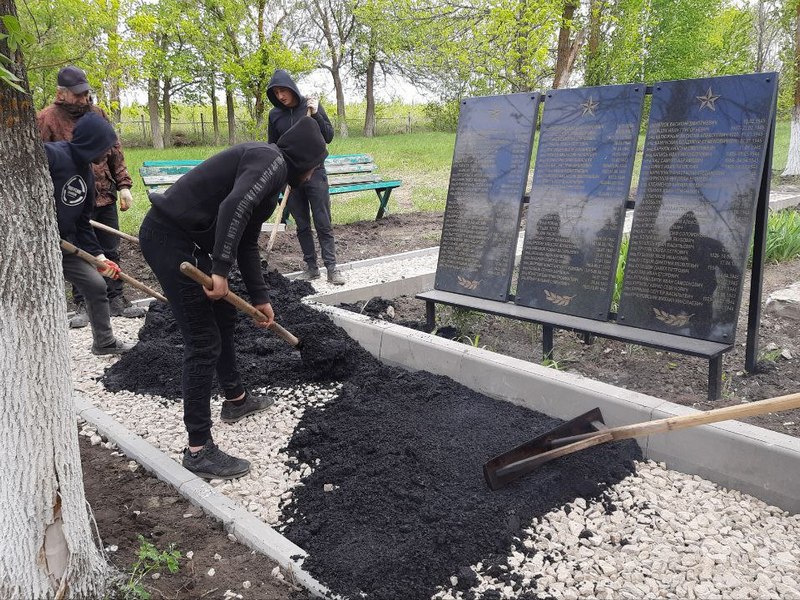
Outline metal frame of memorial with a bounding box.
[419,74,777,401]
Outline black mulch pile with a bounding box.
[102,270,642,600]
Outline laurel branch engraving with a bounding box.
[544,290,576,306]
[457,276,480,291]
[653,308,693,327]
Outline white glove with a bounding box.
[306,96,319,115]
[119,188,133,211]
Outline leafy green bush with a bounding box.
[762,208,800,264]
[120,536,181,600]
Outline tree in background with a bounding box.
[783,0,800,176]
[0,5,110,596]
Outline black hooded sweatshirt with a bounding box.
[45,111,118,257]
[149,117,328,305]
[266,70,334,151]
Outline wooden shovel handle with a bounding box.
[265,186,292,261]
[90,219,140,244]
[606,391,800,442]
[60,239,167,303]
[178,262,300,347]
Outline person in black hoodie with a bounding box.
[139,117,328,480]
[266,69,345,285]
[45,111,134,355]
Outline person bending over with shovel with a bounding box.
[45,111,134,355]
[139,117,328,480]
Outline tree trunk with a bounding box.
[106,0,122,124]
[211,76,220,146]
[584,0,603,86]
[332,66,348,138]
[225,76,236,145]
[148,76,163,149]
[0,3,110,596]
[553,0,580,89]
[363,31,377,138]
[162,78,172,148]
[784,0,800,176]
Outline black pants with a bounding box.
[73,202,123,304]
[139,210,245,446]
[288,168,337,269]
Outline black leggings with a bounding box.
[139,210,244,446]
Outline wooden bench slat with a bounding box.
[328,173,383,186]
[325,163,377,175]
[329,180,402,195]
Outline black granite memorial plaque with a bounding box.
[434,93,540,300]
[515,84,645,319]
[618,73,778,342]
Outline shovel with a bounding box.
[483,392,800,491]
[178,262,301,349]
[60,239,167,303]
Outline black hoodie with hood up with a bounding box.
[45,111,118,257]
[148,117,328,304]
[266,70,334,151]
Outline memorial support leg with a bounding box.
[708,356,723,401]
[425,300,436,333]
[543,325,554,361]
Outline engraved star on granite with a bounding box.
[581,96,599,116]
[696,87,720,111]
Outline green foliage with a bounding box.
[762,208,800,264]
[611,235,629,312]
[423,100,460,133]
[121,536,181,600]
[0,14,34,93]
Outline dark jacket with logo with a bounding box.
[45,112,119,256]
[148,118,328,305]
[266,70,334,149]
[38,101,133,207]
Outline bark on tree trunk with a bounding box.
[211,77,220,146]
[106,0,122,124]
[332,67,348,138]
[363,31,377,138]
[584,0,603,86]
[148,76,163,149]
[783,1,800,177]
[225,77,236,145]
[162,78,172,148]
[553,0,583,89]
[0,4,110,596]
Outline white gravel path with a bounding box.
[70,251,800,599]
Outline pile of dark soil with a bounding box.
[103,270,642,598]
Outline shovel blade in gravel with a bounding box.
[483,408,607,491]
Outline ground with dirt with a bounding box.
[80,435,309,599]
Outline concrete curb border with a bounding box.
[311,302,800,513]
[73,394,330,597]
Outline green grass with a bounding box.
[763,208,800,264]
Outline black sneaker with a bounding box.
[182,441,250,479]
[91,339,135,355]
[110,295,146,318]
[220,392,274,423]
[70,302,89,329]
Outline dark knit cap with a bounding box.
[276,117,328,180]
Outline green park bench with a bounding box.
[139,154,402,220]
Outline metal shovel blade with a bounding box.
[483,408,606,491]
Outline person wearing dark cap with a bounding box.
[139,117,328,479]
[38,65,143,327]
[45,112,135,355]
[266,69,345,285]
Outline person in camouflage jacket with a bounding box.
[37,65,145,323]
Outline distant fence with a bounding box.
[117,113,436,147]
